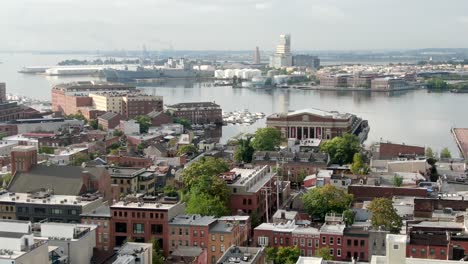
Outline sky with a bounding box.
[1,0,468,51]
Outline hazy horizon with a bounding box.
[2,0,468,52]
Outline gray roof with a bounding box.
[168,102,220,109]
[209,222,234,233]
[9,165,107,195]
[0,231,29,238]
[80,204,111,218]
[146,111,165,118]
[98,112,120,121]
[169,215,216,226]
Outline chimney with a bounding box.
[281,211,286,219]
[11,146,37,174]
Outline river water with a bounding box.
[1,53,467,157]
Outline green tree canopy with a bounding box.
[367,198,403,233]
[177,144,198,156]
[440,147,452,159]
[302,185,353,220]
[88,119,99,130]
[343,209,356,226]
[150,239,164,264]
[135,115,151,134]
[180,157,229,190]
[392,175,403,187]
[425,147,435,159]
[251,128,282,151]
[72,152,90,166]
[426,78,449,91]
[315,247,334,260]
[233,135,255,163]
[39,146,55,154]
[320,134,362,165]
[266,246,300,264]
[174,117,191,129]
[350,153,369,175]
[185,191,229,217]
[113,129,124,137]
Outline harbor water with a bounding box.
[1,53,468,156]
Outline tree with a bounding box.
[320,134,362,165]
[392,175,403,187]
[367,198,403,233]
[302,185,353,220]
[88,119,99,130]
[425,147,435,159]
[186,191,229,217]
[1,173,12,188]
[315,247,334,260]
[177,144,198,156]
[343,209,355,226]
[426,78,449,91]
[427,157,439,182]
[296,169,308,183]
[266,246,300,264]
[251,128,282,151]
[109,149,119,156]
[113,129,124,137]
[66,111,86,121]
[150,239,164,264]
[180,157,229,190]
[233,135,255,163]
[350,153,369,175]
[440,147,452,159]
[72,152,90,166]
[39,146,55,154]
[250,211,261,228]
[174,117,191,129]
[135,115,151,134]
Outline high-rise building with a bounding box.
[253,46,261,64]
[293,55,320,69]
[0,82,6,103]
[269,34,293,68]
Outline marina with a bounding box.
[222,110,265,125]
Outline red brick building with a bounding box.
[348,185,428,202]
[122,94,163,119]
[110,197,186,256]
[371,141,425,160]
[166,102,222,125]
[81,204,112,251]
[11,145,37,174]
[343,226,369,262]
[221,166,280,222]
[98,112,123,131]
[319,214,346,261]
[0,124,18,137]
[147,111,173,126]
[106,155,153,168]
[266,108,368,141]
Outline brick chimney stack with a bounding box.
[11,146,37,174]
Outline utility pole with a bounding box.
[261,187,272,223]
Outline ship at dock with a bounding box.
[100,67,202,82]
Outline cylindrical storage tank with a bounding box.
[234,69,243,78]
[251,69,262,78]
[214,70,224,78]
[267,70,280,77]
[224,69,234,78]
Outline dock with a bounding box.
[452,128,468,158]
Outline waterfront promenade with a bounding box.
[452,128,468,158]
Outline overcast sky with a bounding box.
[1,0,468,51]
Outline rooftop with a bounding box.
[268,108,352,120]
[169,214,216,226]
[225,166,275,193]
[0,191,102,207]
[80,204,111,218]
[168,102,220,109]
[217,246,265,264]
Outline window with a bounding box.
[220,244,225,252]
[293,238,298,246]
[193,241,198,247]
[274,237,277,245]
[115,222,127,233]
[347,239,352,246]
[322,237,326,244]
[211,256,216,264]
[307,239,312,247]
[201,242,205,247]
[441,249,446,256]
[337,237,341,245]
[430,248,435,255]
[300,238,305,246]
[360,240,365,247]
[179,228,182,235]
[220,235,224,242]
[354,240,358,246]
[151,224,163,235]
[51,209,63,214]
[258,236,269,247]
[360,252,364,260]
[300,249,305,256]
[315,239,319,248]
[337,249,341,257]
[393,245,399,250]
[330,248,334,256]
[330,237,334,245]
[243,199,246,205]
[280,237,283,245]
[133,223,144,234]
[212,234,216,241]
[411,248,416,254]
[171,240,175,246]
[193,230,198,237]
[307,249,312,256]
[211,246,216,252]
[185,229,189,235]
[34,208,46,214]
[171,228,175,235]
[201,231,205,237]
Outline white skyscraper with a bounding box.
[270,34,293,69]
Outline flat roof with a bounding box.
[0,192,100,207]
[111,200,181,211]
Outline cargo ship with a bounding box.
[18,66,50,74]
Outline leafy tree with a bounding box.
[110,149,119,156]
[320,134,362,165]
[164,186,178,197]
[343,209,355,226]
[440,147,452,159]
[367,198,403,233]
[66,111,86,121]
[72,152,90,166]
[234,135,255,163]
[186,191,229,217]
[425,147,435,159]
[251,128,282,151]
[88,119,99,130]
[302,185,353,220]
[177,144,198,156]
[250,211,261,228]
[39,146,55,154]
[427,157,439,182]
[174,117,191,129]
[1,173,12,188]
[315,247,334,260]
[266,246,300,264]
[135,115,151,134]
[296,169,308,183]
[426,78,449,91]
[109,143,120,150]
[150,239,164,264]
[180,157,229,190]
[392,175,403,187]
[350,153,369,175]
[113,129,124,137]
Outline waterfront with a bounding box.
[1,53,468,156]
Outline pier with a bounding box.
[452,128,468,158]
